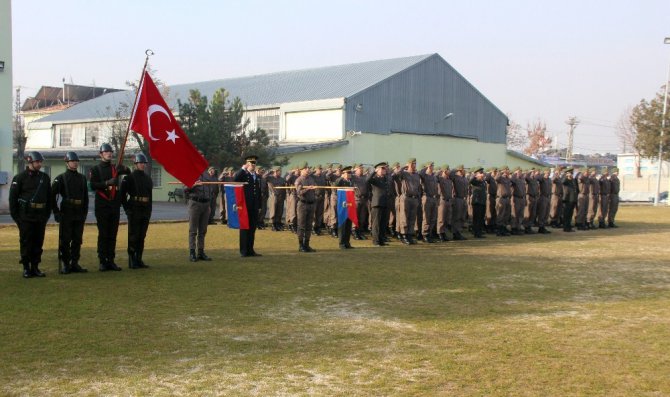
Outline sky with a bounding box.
[9,0,670,154]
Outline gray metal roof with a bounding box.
[38,54,434,124]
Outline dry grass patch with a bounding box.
[0,206,669,395]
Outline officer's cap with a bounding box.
[471,166,484,174]
[341,166,352,173]
[245,155,258,163]
[407,158,417,164]
[375,162,388,169]
[424,161,434,168]
[391,162,400,168]
[565,167,574,173]
[611,167,619,173]
[456,164,465,171]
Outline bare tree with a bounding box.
[616,106,641,177]
[506,114,524,151]
[523,119,552,157]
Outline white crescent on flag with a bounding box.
[147,104,172,141]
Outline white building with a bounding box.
[617,153,670,202]
[0,0,13,213]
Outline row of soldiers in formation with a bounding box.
[8,146,621,278]
[203,158,621,249]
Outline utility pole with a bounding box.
[14,87,27,171]
[565,116,579,163]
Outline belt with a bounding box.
[190,198,209,203]
[500,196,510,199]
[600,193,609,196]
[300,200,315,204]
[425,195,439,199]
[132,196,150,203]
[513,195,524,198]
[29,203,46,209]
[65,199,83,205]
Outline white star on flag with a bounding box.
[166,129,179,144]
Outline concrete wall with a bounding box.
[284,132,508,171]
[0,0,13,213]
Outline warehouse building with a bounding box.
[22,53,539,201]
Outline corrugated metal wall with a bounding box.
[345,54,507,144]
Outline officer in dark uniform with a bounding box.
[51,151,89,274]
[367,162,390,246]
[121,153,153,269]
[10,151,52,278]
[88,143,130,271]
[295,162,317,252]
[234,155,263,257]
[469,167,487,238]
[561,167,578,232]
[334,166,354,249]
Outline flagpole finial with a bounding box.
[145,49,154,57]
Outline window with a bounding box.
[85,126,99,146]
[151,165,162,188]
[257,115,280,142]
[59,126,72,146]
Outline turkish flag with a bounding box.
[130,71,208,187]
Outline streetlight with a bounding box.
[654,37,670,206]
[434,112,454,132]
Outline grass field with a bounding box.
[1,206,669,396]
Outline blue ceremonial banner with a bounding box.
[336,189,358,227]
[224,185,249,230]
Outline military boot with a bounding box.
[129,250,140,269]
[31,262,46,277]
[22,259,33,278]
[59,253,71,275]
[137,249,149,268]
[303,238,316,252]
[189,249,198,262]
[70,260,88,273]
[524,226,535,234]
[197,251,212,261]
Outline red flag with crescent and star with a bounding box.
[129,71,208,187]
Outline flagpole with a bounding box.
[117,49,154,167]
